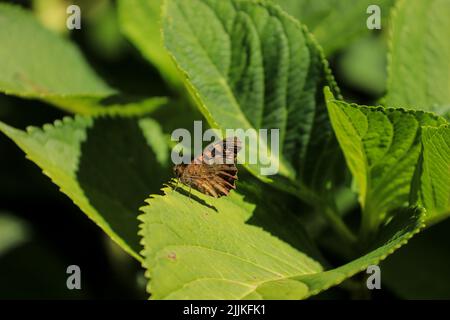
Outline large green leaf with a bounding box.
[273,0,394,56]
[117,0,182,90]
[0,4,112,98]
[139,184,424,299]
[163,0,341,203]
[325,88,447,236]
[0,115,171,261]
[417,125,450,224]
[386,0,450,116]
[0,3,168,115]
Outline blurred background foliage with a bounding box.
[0,0,448,299]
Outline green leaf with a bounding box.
[0,3,169,116]
[163,0,341,203]
[0,4,113,99]
[386,0,450,115]
[417,125,450,224]
[139,184,424,299]
[117,0,182,90]
[46,95,169,117]
[298,206,424,296]
[139,185,321,300]
[325,88,447,236]
[0,116,171,261]
[273,0,394,55]
[227,171,327,265]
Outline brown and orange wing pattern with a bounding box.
[192,137,241,165]
[180,137,241,198]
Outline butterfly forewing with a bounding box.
[193,136,241,165]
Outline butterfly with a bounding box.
[173,137,241,198]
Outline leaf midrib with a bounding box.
[159,266,310,300]
[155,241,317,277]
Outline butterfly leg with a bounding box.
[173,179,180,192]
[188,183,193,202]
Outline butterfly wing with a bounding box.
[192,136,241,165]
[181,137,241,198]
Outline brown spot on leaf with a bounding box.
[167,252,177,261]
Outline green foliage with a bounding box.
[118,0,182,90]
[140,184,321,299]
[418,125,450,224]
[0,3,168,115]
[0,0,449,300]
[140,184,424,299]
[381,218,450,299]
[0,4,113,98]
[386,0,450,116]
[0,116,171,261]
[162,0,342,205]
[299,206,425,296]
[273,0,394,55]
[325,88,447,237]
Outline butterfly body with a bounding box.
[173,137,241,198]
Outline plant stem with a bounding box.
[321,201,357,246]
[358,202,380,247]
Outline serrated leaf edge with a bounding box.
[0,116,144,262]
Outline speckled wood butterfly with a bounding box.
[173,137,241,198]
